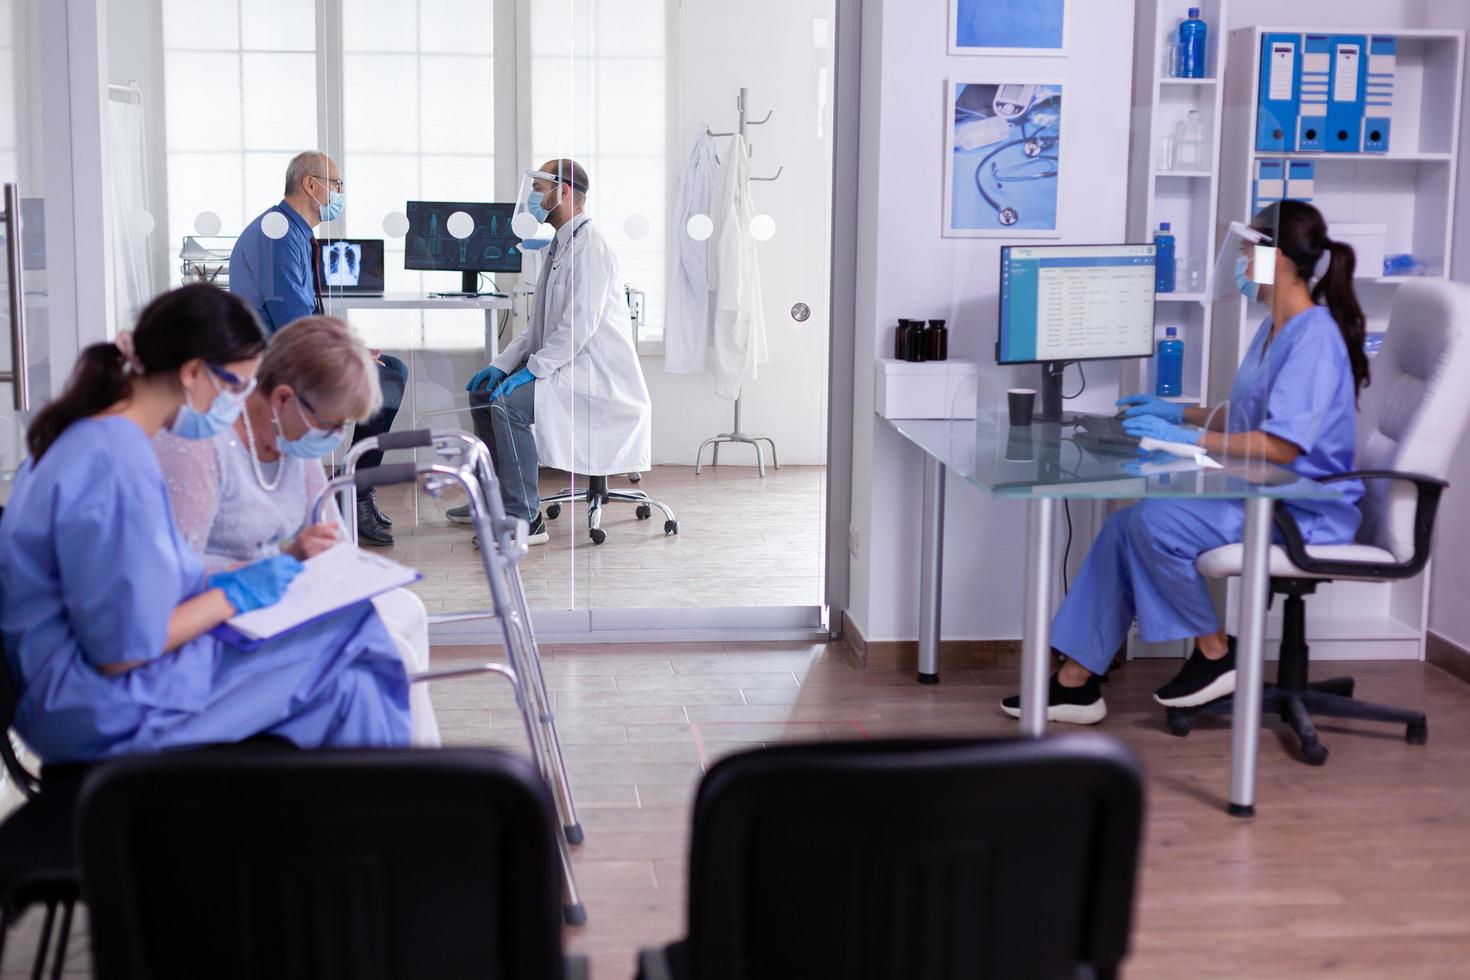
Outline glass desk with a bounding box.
[888,413,1347,817]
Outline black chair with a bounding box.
[638,736,1144,980]
[78,747,586,980]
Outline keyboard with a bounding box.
[1073,414,1140,452]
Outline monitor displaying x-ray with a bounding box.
[404,201,522,275]
[318,238,385,295]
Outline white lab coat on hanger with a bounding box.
[709,134,768,400]
[493,214,652,475]
[664,128,720,375]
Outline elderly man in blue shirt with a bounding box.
[230,151,405,545]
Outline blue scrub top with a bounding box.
[1228,304,1363,540]
[228,200,318,335]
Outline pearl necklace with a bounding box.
[239,406,285,492]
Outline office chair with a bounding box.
[543,473,679,544]
[637,736,1144,980]
[1184,280,1470,764]
[78,748,586,980]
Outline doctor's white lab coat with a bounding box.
[493,214,652,475]
[664,129,719,374]
[709,134,769,400]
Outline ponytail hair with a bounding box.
[26,284,266,461]
[1253,199,1370,400]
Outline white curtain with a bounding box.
[108,93,155,327]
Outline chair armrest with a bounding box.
[1273,469,1448,579]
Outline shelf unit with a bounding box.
[1210,25,1466,661]
[1125,0,1229,408]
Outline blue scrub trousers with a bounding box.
[1050,499,1246,676]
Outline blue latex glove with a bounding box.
[1115,393,1185,423]
[466,364,507,393]
[487,366,535,401]
[1122,413,1201,446]
[209,554,305,614]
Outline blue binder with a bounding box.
[1297,33,1332,152]
[1256,34,1301,151]
[1363,35,1396,152]
[1286,160,1315,202]
[1252,158,1285,215]
[1327,34,1367,152]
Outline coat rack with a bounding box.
[694,88,782,479]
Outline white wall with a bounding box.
[640,0,834,467]
[847,0,1135,641]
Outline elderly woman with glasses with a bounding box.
[155,315,439,745]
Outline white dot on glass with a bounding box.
[749,214,777,242]
[512,211,543,240]
[446,211,475,239]
[126,210,156,239]
[624,213,650,240]
[193,211,222,237]
[686,213,714,241]
[261,211,290,240]
[382,211,410,238]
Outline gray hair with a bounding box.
[258,316,383,422]
[284,151,330,196]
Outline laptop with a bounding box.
[318,238,385,297]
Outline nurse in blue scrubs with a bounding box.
[1003,200,1371,725]
[0,284,411,761]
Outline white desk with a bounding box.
[322,291,514,361]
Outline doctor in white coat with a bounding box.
[460,159,652,544]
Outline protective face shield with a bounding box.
[511,170,558,250]
[1212,220,1278,303]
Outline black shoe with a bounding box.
[361,489,392,527]
[356,499,394,547]
[1001,673,1107,725]
[1153,638,1236,708]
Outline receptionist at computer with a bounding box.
[1001,200,1369,725]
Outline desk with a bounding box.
[322,291,515,361]
[888,414,1343,816]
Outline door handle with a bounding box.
[1,182,29,412]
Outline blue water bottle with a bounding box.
[1154,222,1176,293]
[1156,326,1184,398]
[1179,7,1208,79]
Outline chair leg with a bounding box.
[1301,689,1427,730]
[1308,676,1355,698]
[30,901,55,980]
[48,902,73,980]
[1281,692,1329,765]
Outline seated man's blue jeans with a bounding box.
[469,377,539,522]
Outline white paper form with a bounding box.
[226,545,420,642]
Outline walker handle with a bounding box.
[353,463,421,490]
[373,429,434,451]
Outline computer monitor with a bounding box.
[996,243,1157,422]
[404,201,522,294]
[318,238,385,296]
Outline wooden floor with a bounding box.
[371,463,827,611]
[9,643,1470,978]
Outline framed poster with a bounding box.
[950,0,1068,57]
[944,80,1065,238]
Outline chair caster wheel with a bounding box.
[1301,742,1329,766]
[635,504,652,520]
[590,528,607,545]
[664,520,679,535]
[1165,711,1192,737]
[1407,721,1428,745]
[546,504,562,520]
[629,472,642,483]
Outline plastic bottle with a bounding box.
[1176,110,1206,170]
[1156,326,1184,397]
[926,319,949,361]
[1179,7,1208,79]
[1154,222,1176,293]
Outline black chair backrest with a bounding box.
[0,550,43,798]
[77,748,568,980]
[683,736,1144,980]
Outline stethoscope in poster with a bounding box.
[945,82,1064,237]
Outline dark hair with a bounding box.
[1253,199,1370,399]
[26,284,266,461]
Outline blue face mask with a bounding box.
[319,190,345,223]
[275,399,346,459]
[527,190,551,223]
[171,372,249,440]
[1234,255,1261,303]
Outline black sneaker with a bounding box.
[1001,673,1107,725]
[473,513,549,550]
[356,498,395,547]
[1153,638,1236,707]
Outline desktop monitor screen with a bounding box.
[318,238,385,295]
[404,201,522,275]
[996,243,1157,365]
